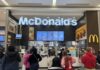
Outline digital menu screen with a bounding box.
[0,36,5,41]
[36,31,64,41]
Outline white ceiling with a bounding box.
[0,0,100,21]
[0,0,100,7]
[11,8,84,20]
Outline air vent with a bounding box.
[18,3,42,6]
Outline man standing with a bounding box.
[81,47,96,70]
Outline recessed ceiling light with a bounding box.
[97,4,100,7]
[1,0,9,6]
[52,0,57,7]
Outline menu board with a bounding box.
[36,31,64,41]
[0,35,5,41]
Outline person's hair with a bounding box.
[62,51,67,56]
[30,46,37,54]
[7,46,15,52]
[50,49,55,56]
[67,50,69,53]
[0,47,4,53]
[0,45,2,47]
[67,53,71,56]
[86,47,92,52]
[98,51,100,54]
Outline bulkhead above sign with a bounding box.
[18,16,77,26]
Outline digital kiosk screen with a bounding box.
[36,31,64,41]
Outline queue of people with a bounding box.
[47,47,74,70]
[47,46,100,70]
[0,45,21,70]
[0,45,100,70]
[0,45,42,70]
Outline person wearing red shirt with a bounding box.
[61,51,73,70]
[81,47,96,70]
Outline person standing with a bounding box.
[96,51,100,69]
[23,50,31,70]
[61,51,73,70]
[28,46,42,70]
[59,48,64,63]
[0,45,4,70]
[81,47,96,70]
[2,46,21,70]
[47,49,56,68]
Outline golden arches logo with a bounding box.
[89,34,99,43]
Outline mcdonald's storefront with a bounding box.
[88,34,99,44]
[0,8,100,54]
[88,34,99,53]
[77,11,100,54]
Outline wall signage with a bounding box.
[18,16,77,26]
[89,34,99,43]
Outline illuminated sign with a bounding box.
[89,34,99,43]
[18,16,77,26]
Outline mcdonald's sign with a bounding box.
[89,34,99,43]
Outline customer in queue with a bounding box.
[81,47,96,70]
[47,49,56,68]
[28,46,42,70]
[61,51,73,70]
[23,50,31,70]
[2,46,21,70]
[96,51,100,69]
[0,45,4,70]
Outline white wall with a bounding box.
[0,10,6,26]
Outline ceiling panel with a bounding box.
[57,0,100,7]
[57,0,90,5]
[6,0,52,6]
[0,1,6,5]
[0,0,100,7]
[11,8,84,21]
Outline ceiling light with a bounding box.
[97,4,100,7]
[52,0,57,7]
[1,0,9,6]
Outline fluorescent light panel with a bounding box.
[52,0,57,7]
[1,0,9,6]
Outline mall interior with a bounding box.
[0,0,100,70]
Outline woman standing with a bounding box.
[29,46,42,70]
[23,50,31,70]
[61,51,73,70]
[2,46,21,70]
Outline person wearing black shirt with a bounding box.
[29,46,42,70]
[0,45,4,70]
[96,51,100,69]
[2,46,21,70]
